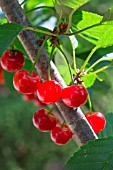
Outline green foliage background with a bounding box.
[0,93,78,170]
[0,0,113,170]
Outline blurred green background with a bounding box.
[0,91,77,170]
[0,0,113,170]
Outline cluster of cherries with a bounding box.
[0,50,106,145]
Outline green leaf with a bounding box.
[34,25,52,33]
[14,38,28,57]
[55,0,90,18]
[76,57,85,68]
[66,137,113,170]
[23,58,33,70]
[0,23,23,57]
[60,36,74,55]
[96,72,108,82]
[76,35,94,55]
[55,50,75,85]
[57,0,90,10]
[81,74,96,88]
[72,10,102,45]
[72,10,102,31]
[3,71,16,92]
[72,10,113,48]
[54,4,73,18]
[26,0,53,9]
[98,113,113,138]
[102,7,113,22]
[96,22,113,48]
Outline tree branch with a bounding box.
[0,0,98,146]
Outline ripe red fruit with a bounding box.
[0,64,5,85]
[62,85,88,108]
[34,95,46,107]
[13,70,40,94]
[37,80,62,104]
[51,124,73,145]
[33,109,57,132]
[22,93,35,102]
[1,51,24,72]
[85,112,106,134]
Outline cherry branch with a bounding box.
[0,0,98,146]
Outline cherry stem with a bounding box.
[78,46,98,75]
[25,26,58,37]
[10,41,15,51]
[25,22,107,39]
[83,82,92,115]
[48,46,55,80]
[73,49,76,73]
[87,64,113,76]
[61,120,66,128]
[64,23,101,36]
[48,105,55,115]
[88,95,92,115]
[56,44,74,85]
[25,6,55,14]
[85,58,113,73]
[20,0,27,6]
[30,36,49,75]
[69,31,77,72]
[65,9,75,34]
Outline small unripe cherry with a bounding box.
[32,109,58,132]
[13,70,40,94]
[34,95,46,107]
[62,85,88,108]
[85,112,106,134]
[22,93,35,102]
[50,124,73,145]
[1,50,24,72]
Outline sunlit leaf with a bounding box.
[72,10,113,48]
[55,0,90,18]
[81,74,96,88]
[57,0,90,10]
[72,10,102,45]
[26,0,53,9]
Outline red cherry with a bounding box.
[22,93,35,102]
[85,112,106,134]
[62,85,88,108]
[51,124,73,145]
[34,95,46,107]
[37,80,62,105]
[13,70,40,94]
[1,51,24,72]
[0,64,5,85]
[32,109,57,132]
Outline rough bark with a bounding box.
[0,0,98,146]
